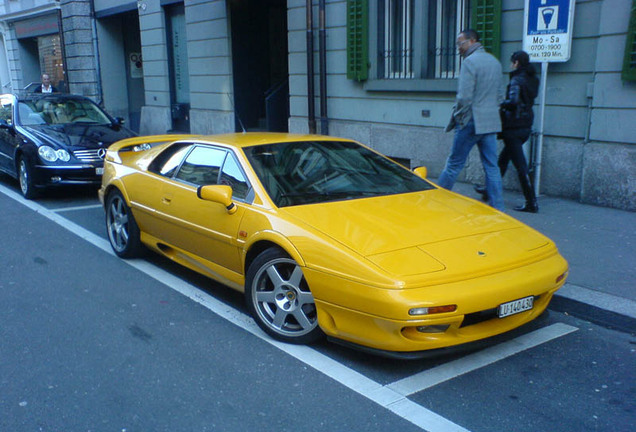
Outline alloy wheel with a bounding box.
[251,257,318,339]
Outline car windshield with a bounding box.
[244,140,434,207]
[18,97,112,126]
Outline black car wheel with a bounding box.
[18,156,37,199]
[105,190,143,258]
[246,247,323,344]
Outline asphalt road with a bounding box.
[1,177,634,432]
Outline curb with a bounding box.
[551,284,636,334]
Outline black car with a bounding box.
[0,93,136,198]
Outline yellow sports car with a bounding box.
[99,133,568,357]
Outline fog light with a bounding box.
[51,176,62,183]
[416,325,450,333]
[409,304,457,316]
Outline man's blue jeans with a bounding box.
[438,120,504,210]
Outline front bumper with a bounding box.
[306,251,568,353]
[33,164,103,187]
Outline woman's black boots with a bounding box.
[515,173,539,213]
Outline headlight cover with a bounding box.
[39,146,70,162]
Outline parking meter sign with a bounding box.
[523,0,576,62]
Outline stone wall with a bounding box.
[60,0,99,99]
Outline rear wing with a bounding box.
[106,134,199,164]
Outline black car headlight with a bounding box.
[38,146,70,162]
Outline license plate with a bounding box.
[96,167,104,175]
[498,296,534,318]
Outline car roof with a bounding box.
[187,132,352,149]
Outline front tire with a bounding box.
[246,247,323,344]
[105,189,143,258]
[18,156,37,199]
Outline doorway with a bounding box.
[97,10,144,133]
[229,0,289,132]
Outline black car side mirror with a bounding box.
[0,119,11,129]
[113,117,125,126]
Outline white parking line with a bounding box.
[51,204,103,212]
[1,183,577,432]
[1,183,471,431]
[387,323,578,396]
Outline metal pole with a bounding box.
[318,0,328,135]
[534,62,548,196]
[306,0,316,134]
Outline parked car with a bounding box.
[0,93,135,198]
[99,133,568,358]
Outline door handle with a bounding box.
[161,196,172,205]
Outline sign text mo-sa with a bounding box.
[523,0,576,62]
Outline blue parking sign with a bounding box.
[527,0,571,35]
[523,0,575,62]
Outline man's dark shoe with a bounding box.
[514,202,539,213]
[473,185,488,201]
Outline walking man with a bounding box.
[438,29,505,210]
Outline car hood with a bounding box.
[281,189,552,277]
[23,124,134,150]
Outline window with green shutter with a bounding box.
[471,0,502,59]
[353,0,503,90]
[347,0,369,81]
[623,0,636,81]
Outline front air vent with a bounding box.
[73,149,104,162]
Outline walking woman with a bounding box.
[476,50,540,212]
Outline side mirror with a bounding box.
[197,184,237,214]
[413,166,427,179]
[113,117,125,126]
[0,119,11,129]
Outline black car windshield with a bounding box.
[18,97,112,126]
[244,140,434,207]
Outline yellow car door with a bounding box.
[154,145,250,275]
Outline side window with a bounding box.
[18,102,46,125]
[175,146,226,185]
[220,154,250,200]
[148,143,193,177]
[0,98,13,125]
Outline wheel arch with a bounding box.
[102,180,131,209]
[13,147,29,173]
[244,234,306,275]
[14,144,39,178]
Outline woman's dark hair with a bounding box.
[511,51,530,67]
[511,50,535,75]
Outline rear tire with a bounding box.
[105,189,143,258]
[245,247,323,344]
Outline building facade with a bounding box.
[0,0,634,211]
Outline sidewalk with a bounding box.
[449,181,636,333]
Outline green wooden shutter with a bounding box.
[347,0,369,81]
[471,0,502,59]
[623,0,636,81]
